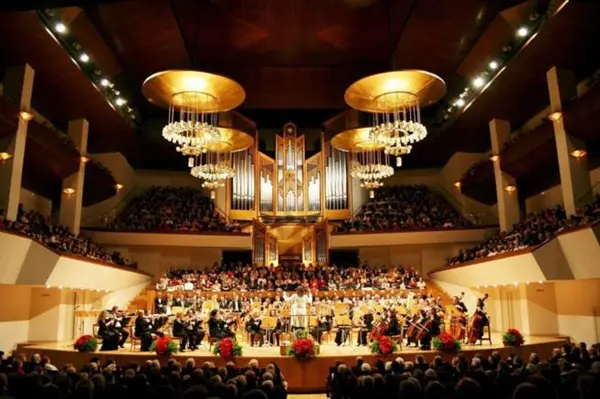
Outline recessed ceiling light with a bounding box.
[115,98,127,106]
[454,99,465,107]
[517,27,529,37]
[100,78,110,87]
[55,23,67,33]
[489,61,499,70]
[473,77,485,88]
[79,53,90,62]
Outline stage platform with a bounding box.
[16,334,568,393]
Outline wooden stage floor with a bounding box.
[17,334,567,393]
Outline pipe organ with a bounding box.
[231,149,255,210]
[315,220,328,265]
[324,142,349,210]
[252,220,266,266]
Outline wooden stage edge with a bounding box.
[17,334,568,393]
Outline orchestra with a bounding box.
[95,288,493,353]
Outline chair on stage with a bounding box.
[478,317,492,345]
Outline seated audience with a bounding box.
[447,198,600,266]
[327,343,600,399]
[155,263,426,292]
[108,186,240,232]
[337,185,471,232]
[0,206,134,268]
[0,356,289,399]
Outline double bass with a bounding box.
[450,292,467,340]
[467,293,489,344]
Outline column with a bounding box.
[59,119,89,234]
[489,118,520,231]
[0,64,34,220]
[547,66,592,215]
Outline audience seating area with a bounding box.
[447,198,600,266]
[0,206,135,268]
[156,263,426,292]
[337,185,471,233]
[327,343,600,399]
[108,186,241,233]
[0,356,288,399]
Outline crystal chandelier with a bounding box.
[163,91,222,153]
[350,145,394,193]
[189,141,235,185]
[369,91,424,167]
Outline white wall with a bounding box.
[19,188,52,216]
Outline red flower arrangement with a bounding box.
[502,328,524,347]
[370,336,397,355]
[149,335,178,356]
[73,335,98,352]
[433,332,462,352]
[288,337,317,358]
[212,337,243,357]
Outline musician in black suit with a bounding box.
[312,315,329,345]
[269,316,283,346]
[172,296,184,307]
[97,310,119,351]
[229,296,243,312]
[246,312,264,346]
[384,310,400,336]
[134,309,154,351]
[357,311,374,346]
[109,306,129,348]
[173,312,194,351]
[208,309,233,340]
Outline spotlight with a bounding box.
[517,27,529,37]
[490,155,499,162]
[210,190,216,200]
[115,183,124,191]
[570,149,587,159]
[0,152,12,161]
[369,190,375,199]
[54,23,67,33]
[63,188,76,195]
[489,60,499,70]
[80,156,90,163]
[115,98,127,106]
[504,185,516,192]
[100,78,110,87]
[454,181,461,188]
[473,77,485,88]
[454,99,465,107]
[79,53,90,62]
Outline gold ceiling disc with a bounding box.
[344,70,446,113]
[142,70,246,112]
[330,127,385,152]
[203,127,254,153]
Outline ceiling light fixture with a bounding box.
[454,98,465,107]
[490,155,499,162]
[80,156,90,163]
[63,188,76,195]
[454,181,461,188]
[570,149,586,159]
[115,183,124,191]
[54,23,67,33]
[18,111,34,121]
[473,77,486,88]
[504,184,516,192]
[489,61,499,70]
[548,111,563,121]
[100,78,110,87]
[115,98,127,106]
[517,27,529,37]
[0,152,12,161]
[79,53,90,63]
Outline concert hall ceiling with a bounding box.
[0,0,599,192]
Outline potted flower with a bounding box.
[73,335,98,352]
[213,337,243,357]
[150,335,178,356]
[288,337,317,359]
[433,332,462,352]
[370,336,397,355]
[502,328,524,347]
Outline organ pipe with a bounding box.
[325,147,348,210]
[231,149,255,210]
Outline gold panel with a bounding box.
[204,127,254,152]
[344,70,446,112]
[330,128,384,152]
[142,70,246,111]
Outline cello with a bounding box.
[467,293,489,344]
